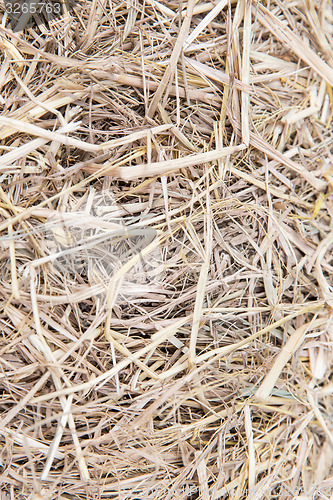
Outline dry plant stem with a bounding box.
[41,394,74,480]
[185,57,253,93]
[0,116,172,153]
[106,331,161,380]
[314,232,333,308]
[195,449,210,500]
[0,89,87,141]
[188,202,212,369]
[158,102,199,151]
[244,405,256,492]
[187,190,213,412]
[248,131,326,191]
[307,392,333,447]
[0,122,81,168]
[145,0,175,18]
[184,0,228,49]
[8,221,19,300]
[84,0,108,48]
[147,0,196,117]
[228,165,313,208]
[255,318,318,402]
[241,0,251,146]
[0,427,64,459]
[86,144,246,179]
[90,70,222,106]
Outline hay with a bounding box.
[0,0,333,498]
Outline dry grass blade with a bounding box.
[255,318,318,402]
[184,0,228,49]
[189,195,212,369]
[241,0,251,145]
[147,0,197,118]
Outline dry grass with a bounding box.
[0,0,333,498]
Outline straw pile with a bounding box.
[0,0,333,498]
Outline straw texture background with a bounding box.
[0,0,333,498]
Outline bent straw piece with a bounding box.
[12,68,67,128]
[41,394,73,480]
[0,39,25,70]
[147,0,197,117]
